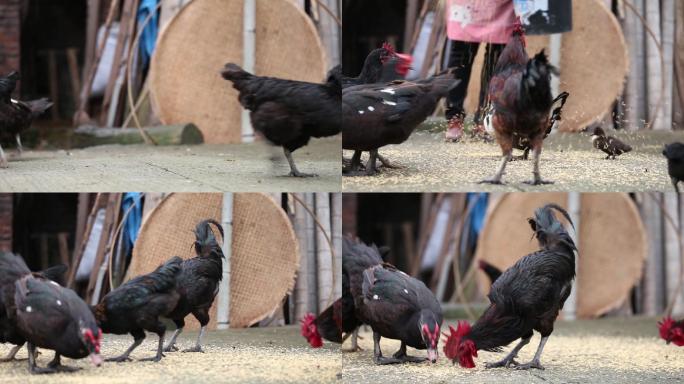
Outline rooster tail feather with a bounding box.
[221,63,253,86]
[37,263,68,285]
[528,204,576,251]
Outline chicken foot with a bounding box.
[182,326,206,353]
[284,148,316,177]
[372,331,402,365]
[671,178,680,193]
[163,327,183,352]
[106,332,144,362]
[26,343,57,375]
[342,328,364,353]
[485,335,531,369]
[480,151,511,184]
[514,336,548,370]
[392,342,427,363]
[138,329,167,362]
[15,134,23,155]
[524,145,553,185]
[47,353,81,372]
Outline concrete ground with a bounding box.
[342,126,684,192]
[0,326,340,384]
[0,137,340,192]
[342,317,684,383]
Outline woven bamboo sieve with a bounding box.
[127,193,299,329]
[474,193,647,318]
[148,0,328,144]
[465,0,628,131]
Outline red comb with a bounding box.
[659,317,674,340]
[300,313,323,348]
[382,42,396,55]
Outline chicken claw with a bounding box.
[182,346,204,353]
[289,171,318,178]
[485,358,519,369]
[514,359,544,370]
[523,179,554,186]
[105,355,133,363]
[478,179,505,185]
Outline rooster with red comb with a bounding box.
[443,204,576,370]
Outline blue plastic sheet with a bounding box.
[138,0,159,68]
[122,192,143,251]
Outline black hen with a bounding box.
[342,73,459,175]
[341,43,397,88]
[0,256,68,362]
[478,260,502,285]
[444,204,576,370]
[221,64,341,177]
[164,219,224,353]
[0,71,52,168]
[663,142,684,192]
[344,238,442,364]
[301,238,390,351]
[0,252,102,374]
[93,256,182,362]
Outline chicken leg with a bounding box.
[47,353,81,372]
[138,324,167,362]
[107,330,145,362]
[514,336,548,370]
[284,148,316,177]
[183,326,206,353]
[485,335,531,368]
[0,144,8,168]
[392,342,427,363]
[524,144,553,185]
[671,178,680,193]
[15,134,23,155]
[27,343,56,374]
[372,331,402,365]
[480,150,512,185]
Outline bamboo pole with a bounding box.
[293,193,310,321]
[661,0,675,131]
[315,193,333,312]
[664,194,681,314]
[645,0,663,129]
[242,0,256,143]
[623,0,646,130]
[305,193,318,313]
[642,193,664,315]
[217,193,234,329]
[331,193,342,299]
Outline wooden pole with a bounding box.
[645,0,663,129]
[331,193,342,300]
[293,193,310,321]
[305,193,318,313]
[661,0,675,131]
[315,193,333,311]
[217,193,233,329]
[624,0,646,130]
[242,0,256,143]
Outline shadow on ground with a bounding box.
[343,127,683,192]
[342,317,683,383]
[0,326,340,384]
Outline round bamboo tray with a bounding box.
[465,0,628,131]
[474,193,647,318]
[127,193,299,328]
[149,0,328,144]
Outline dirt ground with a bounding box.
[342,126,684,192]
[342,317,684,383]
[0,137,340,192]
[0,326,340,384]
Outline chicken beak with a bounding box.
[89,353,104,367]
[427,348,438,363]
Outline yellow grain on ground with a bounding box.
[0,326,340,384]
[342,317,684,383]
[342,128,683,192]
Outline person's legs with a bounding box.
[474,43,505,125]
[445,40,479,142]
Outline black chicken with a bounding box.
[590,126,632,159]
[342,73,459,175]
[0,71,52,168]
[343,45,413,173]
[163,219,224,353]
[341,43,397,88]
[302,240,391,351]
[345,238,442,364]
[92,256,182,362]
[0,263,67,362]
[221,64,341,177]
[0,252,102,374]
[663,142,684,192]
[444,204,576,370]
